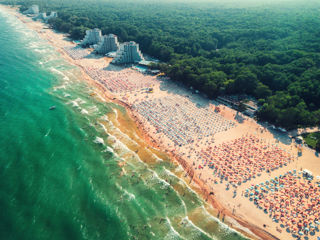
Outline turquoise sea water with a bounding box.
[0,7,247,240]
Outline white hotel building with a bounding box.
[94,34,119,54]
[80,28,102,47]
[23,5,39,15]
[112,41,144,64]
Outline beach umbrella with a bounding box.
[305,227,309,231]
[298,231,304,236]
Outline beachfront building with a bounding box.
[94,34,119,54]
[80,28,102,47]
[33,12,46,21]
[45,12,58,22]
[112,41,144,64]
[33,11,57,22]
[23,5,39,15]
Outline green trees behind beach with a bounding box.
[8,0,320,129]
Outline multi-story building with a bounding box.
[94,34,119,54]
[45,12,58,22]
[33,12,46,21]
[33,11,57,22]
[112,41,144,64]
[80,28,102,47]
[23,5,39,15]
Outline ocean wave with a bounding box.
[95,92,106,102]
[70,100,79,108]
[113,108,118,119]
[74,97,86,104]
[99,115,109,122]
[107,134,131,153]
[123,189,136,201]
[181,216,212,239]
[88,106,99,113]
[106,146,114,153]
[53,84,67,91]
[80,108,88,115]
[164,217,185,240]
[49,67,70,81]
[44,128,51,137]
[94,137,105,145]
[149,170,171,190]
[98,123,109,134]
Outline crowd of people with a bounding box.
[84,67,155,93]
[63,46,89,60]
[133,96,235,146]
[198,135,294,185]
[245,171,320,237]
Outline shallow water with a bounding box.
[0,7,247,240]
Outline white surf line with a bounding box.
[113,108,118,119]
[109,125,139,147]
[165,217,186,240]
[183,216,215,240]
[173,171,203,201]
[49,66,70,81]
[162,167,187,215]
[44,128,51,137]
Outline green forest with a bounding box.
[3,0,320,129]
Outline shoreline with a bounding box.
[2,5,320,240]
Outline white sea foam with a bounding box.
[149,169,171,190]
[123,189,136,201]
[108,134,131,153]
[81,109,88,115]
[53,84,66,91]
[113,108,118,119]
[74,97,86,104]
[100,115,109,122]
[106,146,114,153]
[182,216,213,239]
[98,123,108,134]
[33,48,48,54]
[70,101,79,107]
[95,93,106,102]
[94,137,105,145]
[44,129,51,137]
[89,106,99,113]
[163,168,177,178]
[50,67,70,81]
[164,217,185,240]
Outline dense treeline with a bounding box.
[4,0,320,129]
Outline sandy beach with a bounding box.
[3,5,320,240]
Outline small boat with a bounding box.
[49,106,56,110]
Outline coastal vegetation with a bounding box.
[302,132,320,151]
[4,0,320,129]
